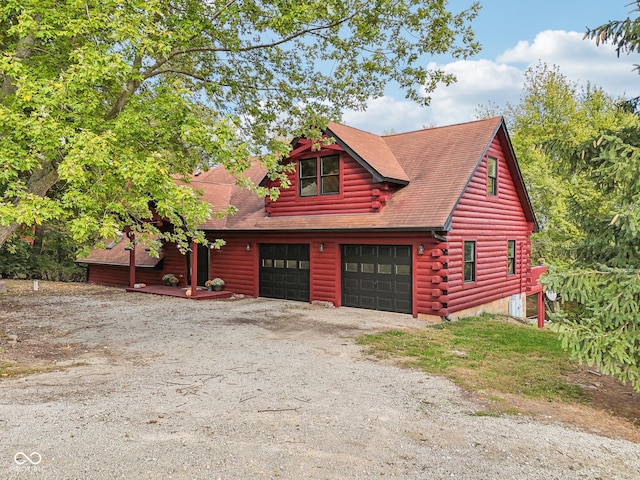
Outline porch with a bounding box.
[125,284,233,300]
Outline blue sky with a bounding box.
[343,1,640,134]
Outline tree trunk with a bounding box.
[0,224,19,248]
[0,160,59,249]
[1,28,37,99]
[32,225,45,255]
[0,21,45,249]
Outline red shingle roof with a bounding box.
[196,117,513,232]
[76,238,164,267]
[194,163,268,230]
[326,122,410,184]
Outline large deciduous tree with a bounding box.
[0,0,480,252]
[478,63,631,264]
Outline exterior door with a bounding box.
[259,244,310,301]
[186,244,210,286]
[342,245,412,314]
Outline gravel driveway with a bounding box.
[1,286,639,479]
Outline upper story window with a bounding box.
[487,157,498,196]
[299,154,340,197]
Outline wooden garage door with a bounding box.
[259,244,310,302]
[342,245,412,314]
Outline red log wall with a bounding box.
[445,135,534,315]
[208,231,446,317]
[265,151,389,216]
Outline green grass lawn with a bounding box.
[358,314,584,403]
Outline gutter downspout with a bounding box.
[431,230,448,242]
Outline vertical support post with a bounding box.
[190,240,198,298]
[128,231,135,288]
[537,291,544,328]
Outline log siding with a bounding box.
[265,151,388,216]
[445,136,533,315]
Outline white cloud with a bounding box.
[341,61,523,134]
[341,96,428,134]
[422,59,524,127]
[497,30,640,97]
[344,30,640,134]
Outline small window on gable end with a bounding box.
[487,157,498,196]
[464,241,476,283]
[507,240,516,275]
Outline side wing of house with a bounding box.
[77,236,186,288]
[444,125,537,318]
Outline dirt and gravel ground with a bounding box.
[1,281,639,479]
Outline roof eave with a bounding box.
[324,126,409,186]
[75,260,159,268]
[200,224,448,234]
[441,117,540,233]
[498,121,541,232]
[442,121,501,230]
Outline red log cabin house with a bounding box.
[78,116,542,321]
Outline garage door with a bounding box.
[259,244,310,302]
[342,245,412,314]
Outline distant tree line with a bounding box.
[0,225,85,281]
[478,1,640,390]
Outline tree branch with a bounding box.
[102,0,240,120]
[1,25,38,99]
[104,53,143,121]
[0,157,59,246]
[147,68,213,83]
[144,68,287,93]
[141,14,355,81]
[210,0,238,23]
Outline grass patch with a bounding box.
[358,314,584,403]
[0,360,87,378]
[468,411,502,417]
[0,361,48,378]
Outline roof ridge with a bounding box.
[327,121,382,138]
[381,116,503,138]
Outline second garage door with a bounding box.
[259,244,310,302]
[342,245,412,314]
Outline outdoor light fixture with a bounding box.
[319,242,325,252]
[245,243,251,251]
[418,243,425,255]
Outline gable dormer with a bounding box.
[262,124,409,217]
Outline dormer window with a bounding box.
[299,155,340,197]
